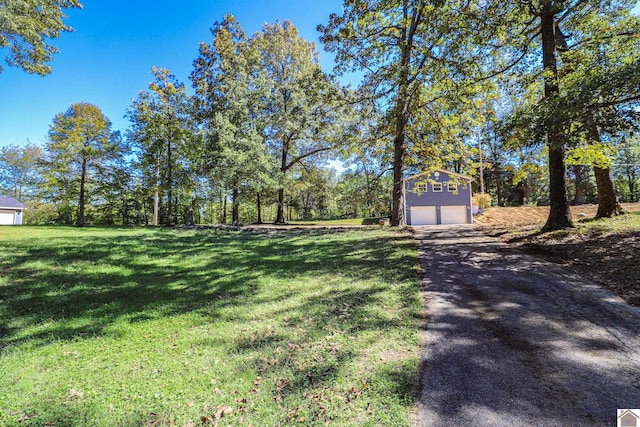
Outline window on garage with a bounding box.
[415,182,427,193]
[447,181,457,192]
[432,182,442,192]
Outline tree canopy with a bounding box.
[0,0,82,75]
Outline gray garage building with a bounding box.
[0,197,25,225]
[403,170,473,225]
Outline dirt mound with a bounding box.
[475,203,640,226]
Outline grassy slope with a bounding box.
[0,226,421,426]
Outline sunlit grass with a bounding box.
[0,226,421,426]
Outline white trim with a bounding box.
[404,169,473,183]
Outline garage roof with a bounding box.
[404,169,473,182]
[0,197,25,210]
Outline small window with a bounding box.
[415,183,427,193]
[432,182,443,192]
[448,182,457,192]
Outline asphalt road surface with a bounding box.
[415,225,640,427]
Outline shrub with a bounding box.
[473,193,492,209]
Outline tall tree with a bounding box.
[320,1,489,226]
[191,15,276,226]
[44,102,116,226]
[0,142,43,201]
[472,0,640,228]
[0,0,82,75]
[549,7,640,218]
[615,134,640,202]
[255,20,342,224]
[127,67,194,226]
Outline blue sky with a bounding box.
[1,1,639,149]
[0,0,346,148]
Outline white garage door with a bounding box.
[0,212,14,225]
[410,206,437,225]
[440,206,468,225]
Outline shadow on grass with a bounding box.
[0,226,418,341]
[1,227,421,424]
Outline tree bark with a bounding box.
[627,169,637,202]
[586,121,623,218]
[256,192,263,224]
[153,159,160,226]
[594,166,622,217]
[275,137,289,224]
[540,8,573,231]
[77,156,87,227]
[571,165,586,205]
[231,188,240,226]
[166,138,173,226]
[390,4,411,226]
[219,193,227,224]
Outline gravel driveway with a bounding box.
[415,225,640,427]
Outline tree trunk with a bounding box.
[586,122,623,218]
[166,138,173,226]
[219,194,227,224]
[572,165,586,205]
[276,188,286,224]
[540,8,573,231]
[77,157,87,227]
[256,192,263,224]
[185,203,194,226]
[275,138,289,224]
[231,188,240,226]
[628,170,637,202]
[594,166,622,217]
[495,164,504,206]
[390,2,417,226]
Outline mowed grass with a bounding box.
[0,226,422,426]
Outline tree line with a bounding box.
[2,2,639,229]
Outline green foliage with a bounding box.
[253,20,346,223]
[473,193,492,209]
[41,102,119,225]
[0,142,43,201]
[22,200,58,224]
[320,1,503,224]
[191,15,278,224]
[285,167,337,220]
[0,226,421,426]
[614,134,640,202]
[0,0,82,74]
[127,67,196,226]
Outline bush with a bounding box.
[23,201,59,225]
[473,193,492,209]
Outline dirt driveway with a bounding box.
[415,225,640,426]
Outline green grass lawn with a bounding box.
[0,226,421,426]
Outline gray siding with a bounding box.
[404,171,473,224]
